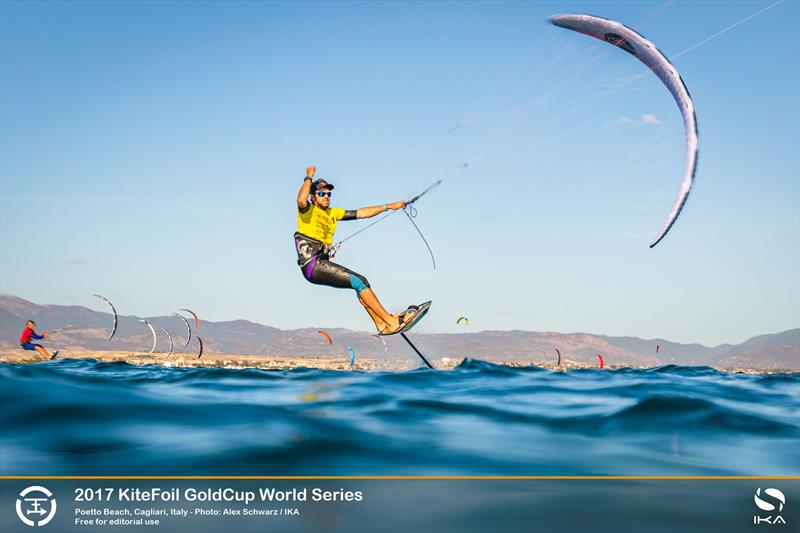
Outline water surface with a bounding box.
[1,359,797,475]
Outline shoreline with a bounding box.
[0,350,795,374]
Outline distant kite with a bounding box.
[92,294,118,340]
[160,328,174,356]
[597,353,605,369]
[456,316,469,326]
[549,13,698,248]
[196,336,204,359]
[179,308,200,335]
[556,348,562,366]
[173,313,192,349]
[139,319,157,354]
[318,330,333,346]
[372,334,388,353]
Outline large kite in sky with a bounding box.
[550,13,698,248]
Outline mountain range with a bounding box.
[1,294,797,369]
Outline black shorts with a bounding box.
[301,255,370,294]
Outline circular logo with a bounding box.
[16,486,57,527]
[755,487,786,512]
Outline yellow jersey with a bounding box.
[297,203,345,246]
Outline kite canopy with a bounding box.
[318,330,333,346]
[179,308,200,334]
[173,313,192,349]
[161,327,174,357]
[549,13,698,248]
[139,319,157,354]
[372,334,388,353]
[92,294,118,341]
[456,316,469,326]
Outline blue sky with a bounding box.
[1,0,797,346]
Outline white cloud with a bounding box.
[614,114,661,127]
[641,114,662,126]
[615,115,639,126]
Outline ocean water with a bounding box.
[1,359,798,476]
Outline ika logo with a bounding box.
[754,488,787,526]
[16,486,57,527]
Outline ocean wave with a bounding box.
[1,359,797,476]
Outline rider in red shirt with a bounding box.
[19,320,58,359]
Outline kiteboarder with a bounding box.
[19,320,58,359]
[294,165,417,335]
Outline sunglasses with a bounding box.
[316,191,332,198]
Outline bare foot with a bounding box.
[380,308,420,335]
[378,314,402,335]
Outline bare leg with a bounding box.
[358,288,400,333]
[303,258,407,333]
[34,345,54,359]
[359,295,388,330]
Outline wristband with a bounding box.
[304,176,312,181]
[383,204,387,212]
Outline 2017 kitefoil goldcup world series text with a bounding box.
[75,487,364,504]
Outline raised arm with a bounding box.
[355,200,407,219]
[297,165,316,209]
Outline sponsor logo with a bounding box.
[603,32,636,55]
[754,488,787,526]
[16,486,57,527]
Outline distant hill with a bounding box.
[714,329,800,369]
[1,294,797,369]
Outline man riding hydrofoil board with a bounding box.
[294,165,422,335]
[19,320,58,360]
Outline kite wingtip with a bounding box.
[548,13,574,25]
[649,233,666,249]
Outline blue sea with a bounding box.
[1,359,798,476]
